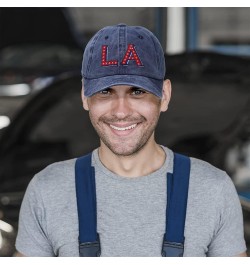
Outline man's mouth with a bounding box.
[109,123,137,131]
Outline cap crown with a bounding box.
[82,24,165,81]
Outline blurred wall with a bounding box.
[67,7,156,40]
[199,7,250,48]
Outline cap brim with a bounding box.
[83,75,163,98]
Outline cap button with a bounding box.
[117,23,127,27]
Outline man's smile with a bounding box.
[106,122,142,137]
[109,123,137,131]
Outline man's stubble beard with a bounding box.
[88,111,160,157]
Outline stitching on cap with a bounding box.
[86,28,106,74]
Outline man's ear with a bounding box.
[160,79,172,112]
[81,84,89,111]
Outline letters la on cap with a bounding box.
[101,44,143,66]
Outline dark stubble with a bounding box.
[89,112,161,157]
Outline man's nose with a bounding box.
[111,97,132,119]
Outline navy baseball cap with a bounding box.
[81,24,165,98]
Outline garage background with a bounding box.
[0,7,249,256]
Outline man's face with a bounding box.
[82,82,171,156]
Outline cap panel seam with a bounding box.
[118,24,126,75]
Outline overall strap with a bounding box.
[162,153,191,257]
[75,151,190,257]
[75,152,101,257]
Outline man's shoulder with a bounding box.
[190,156,225,176]
[30,158,77,192]
[38,158,76,177]
[189,156,234,192]
[29,150,95,194]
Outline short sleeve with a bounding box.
[207,174,247,256]
[15,175,55,256]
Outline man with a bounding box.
[15,24,247,257]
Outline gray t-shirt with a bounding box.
[15,147,246,256]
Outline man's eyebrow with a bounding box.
[130,87,148,92]
[100,87,112,91]
[130,86,145,90]
[104,87,114,90]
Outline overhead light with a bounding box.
[0,220,13,233]
[0,83,31,96]
[0,231,2,249]
[0,116,10,129]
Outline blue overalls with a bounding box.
[75,152,190,257]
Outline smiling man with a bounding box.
[15,24,247,257]
[83,84,170,174]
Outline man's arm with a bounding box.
[13,251,26,257]
[15,175,54,256]
[237,252,248,257]
[207,174,247,257]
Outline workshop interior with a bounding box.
[0,7,249,256]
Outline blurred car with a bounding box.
[0,7,84,256]
[0,51,249,256]
[162,52,250,189]
[0,7,83,130]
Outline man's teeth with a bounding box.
[110,124,137,131]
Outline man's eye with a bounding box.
[99,89,111,95]
[131,88,146,95]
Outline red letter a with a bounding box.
[121,44,143,66]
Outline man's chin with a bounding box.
[104,142,146,157]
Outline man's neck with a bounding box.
[98,140,166,178]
